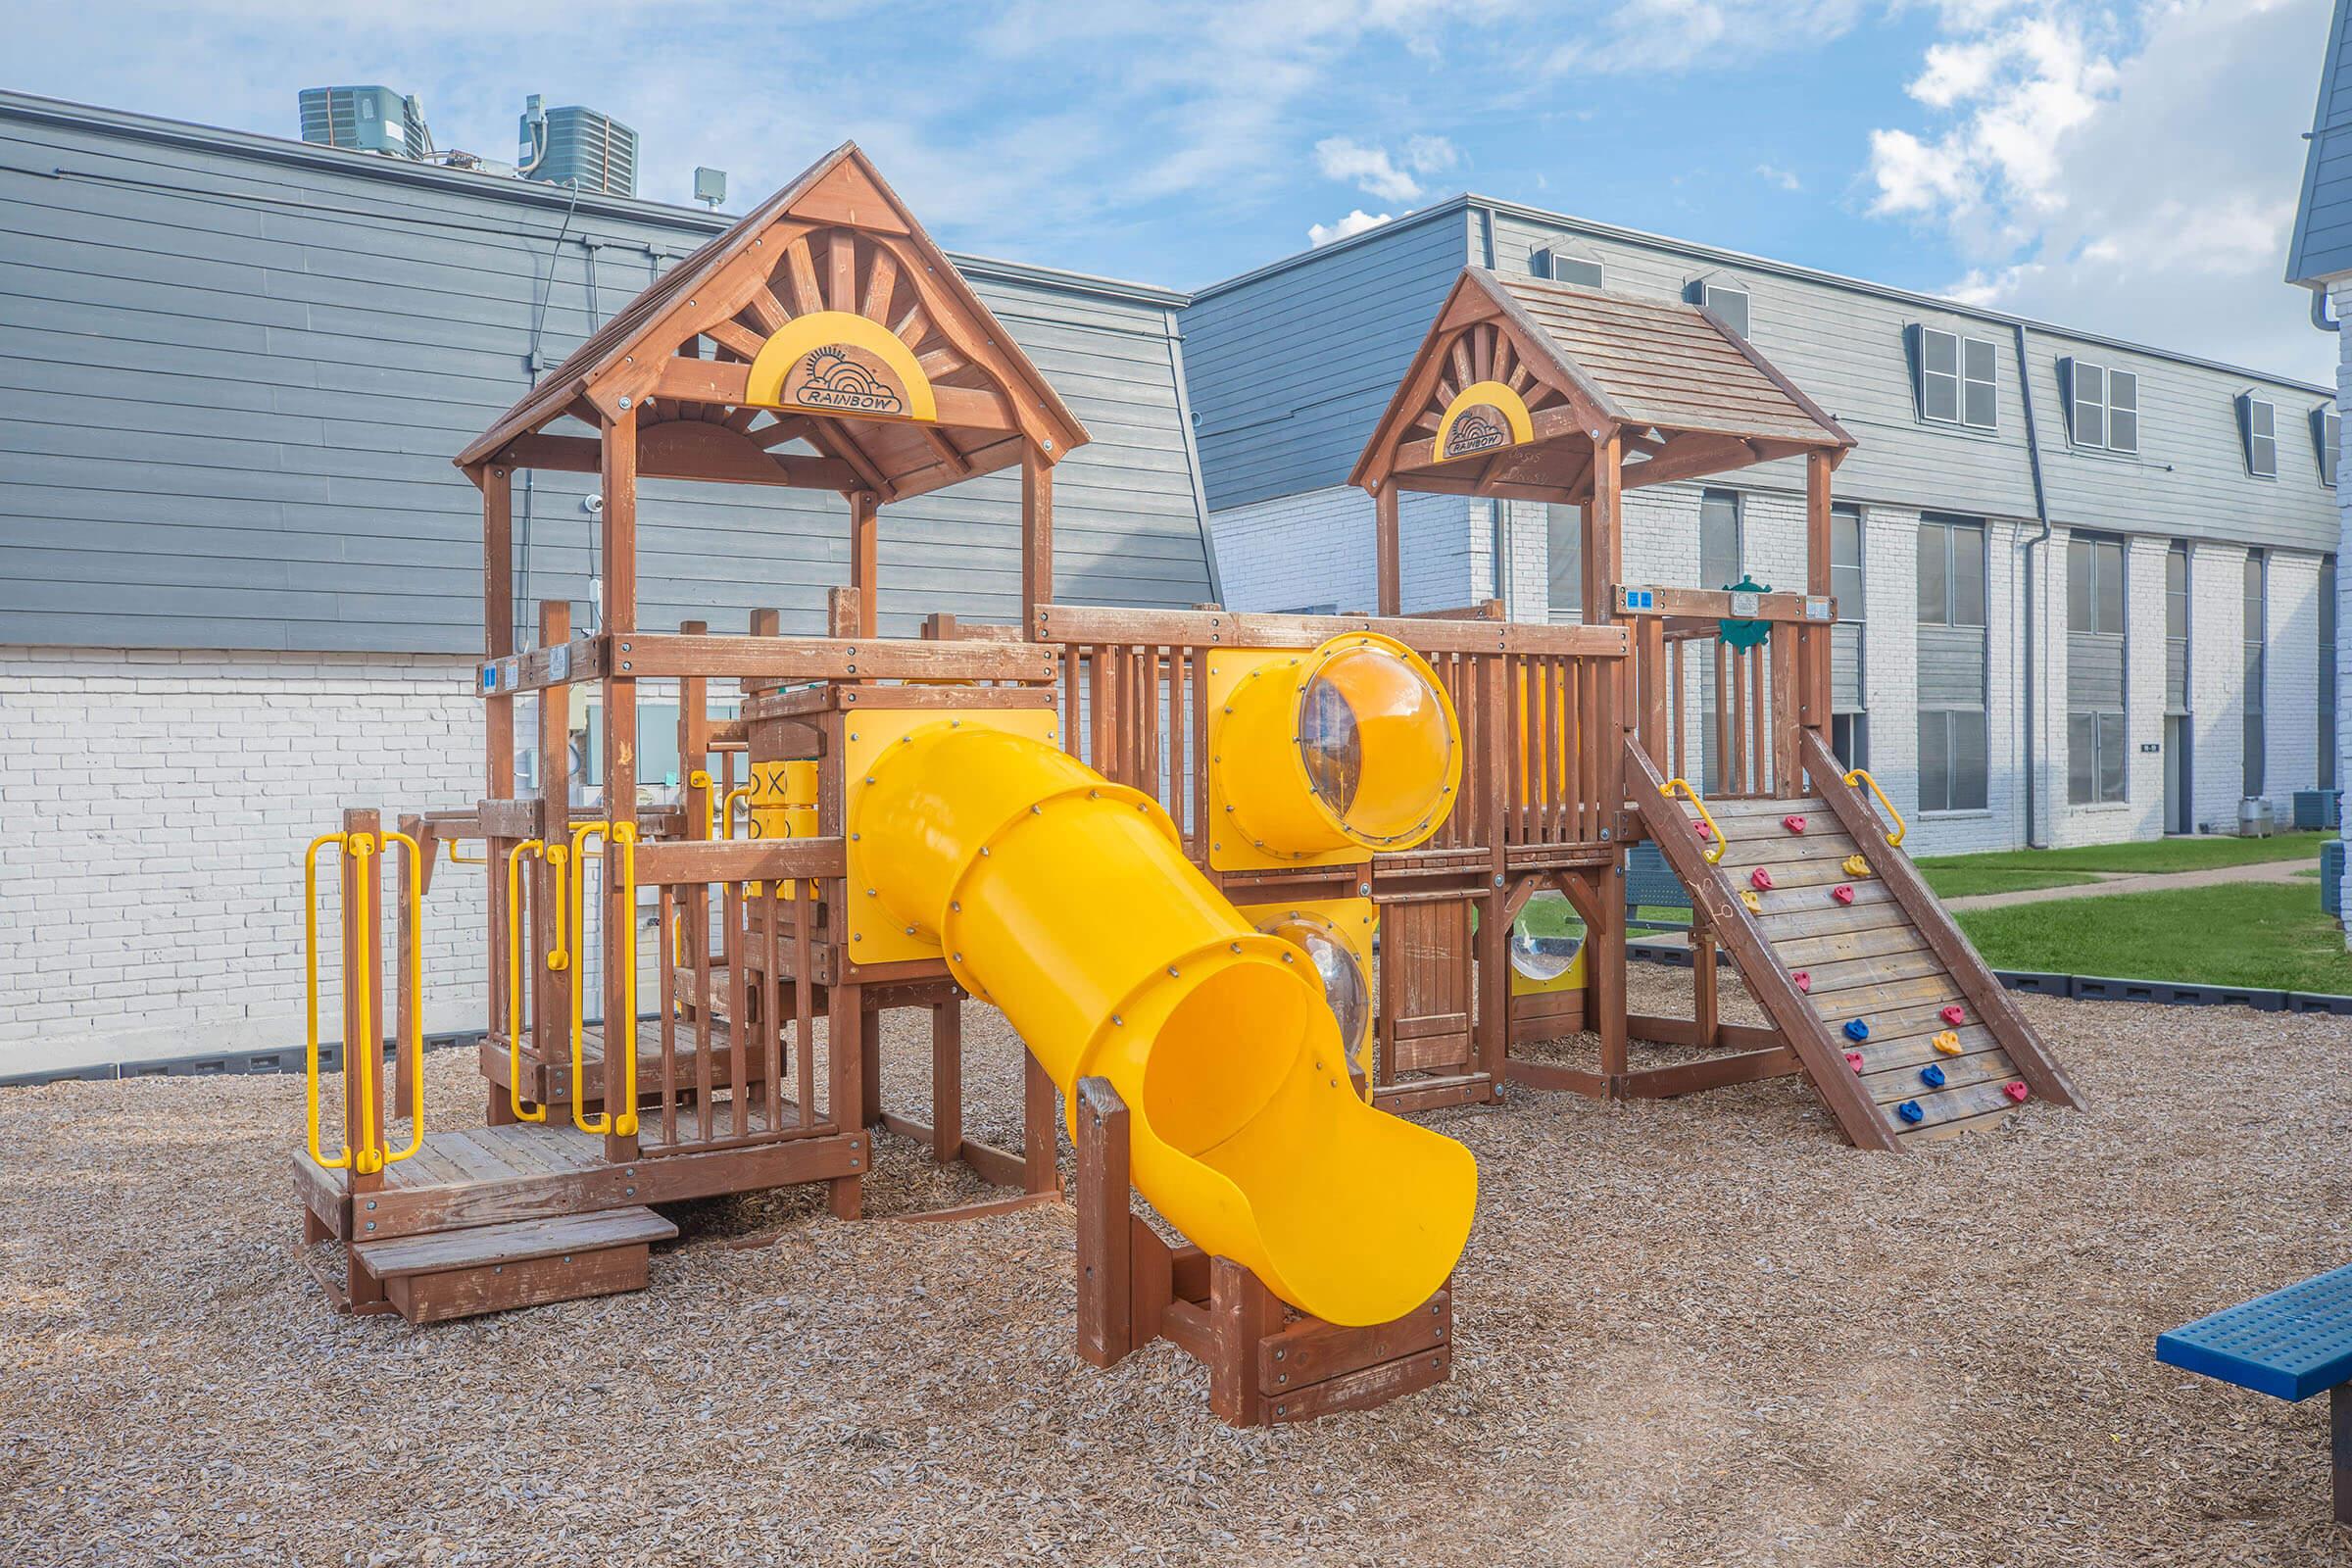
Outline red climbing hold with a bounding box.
[1831,884,1855,905]
[1750,867,1775,891]
[1792,970,1812,993]
[2003,1081,2031,1103]
[1783,814,1807,834]
[1939,1004,1966,1027]
[1844,1051,1866,1074]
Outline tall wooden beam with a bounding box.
[534,599,572,1107]
[1021,446,1054,629]
[479,464,515,1123]
[1375,483,1402,616]
[1804,449,1834,736]
[849,489,880,636]
[601,406,641,1162]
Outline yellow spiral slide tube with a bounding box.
[855,722,1476,1327]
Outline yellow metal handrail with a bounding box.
[1842,768,1906,848]
[1659,777,1726,865]
[444,838,486,865]
[379,831,427,1167]
[566,819,641,1138]
[720,785,755,839]
[503,840,550,1124]
[302,832,353,1171]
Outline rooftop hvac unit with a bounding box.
[518,95,639,198]
[298,86,428,160]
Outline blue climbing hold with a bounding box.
[1843,1019,1870,1042]
[1897,1101,1925,1124]
[1920,1063,1947,1088]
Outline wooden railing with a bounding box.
[1026,605,1631,868]
[1618,585,1835,802]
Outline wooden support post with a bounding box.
[480,463,514,1123]
[533,599,571,1108]
[859,994,883,1128]
[1073,1077,1132,1368]
[1804,450,1833,736]
[1207,1257,1283,1427]
[1022,1052,1058,1195]
[1587,430,1625,818]
[1690,905,1720,1050]
[827,980,863,1218]
[1021,446,1054,630]
[849,489,880,637]
[1560,865,1627,1088]
[602,406,640,1163]
[929,1000,962,1165]
[341,806,387,1311]
[1374,483,1401,617]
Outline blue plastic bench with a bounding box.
[2156,1261,2352,1524]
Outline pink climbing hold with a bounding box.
[1750,867,1775,891]
[1844,1051,1866,1074]
[1783,814,1807,835]
[2003,1081,2031,1103]
[1939,1004,1966,1027]
[1831,884,1855,906]
[1693,820,1713,839]
[1792,970,1812,994]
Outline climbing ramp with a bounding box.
[1628,732,2082,1150]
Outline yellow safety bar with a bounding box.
[300,830,424,1174]
[1843,768,1907,848]
[379,831,427,1167]
[1660,777,1726,865]
[444,838,486,865]
[689,769,720,839]
[303,832,354,1171]
[567,820,641,1138]
[720,785,755,840]
[503,840,551,1124]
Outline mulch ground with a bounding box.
[2,969,2347,1567]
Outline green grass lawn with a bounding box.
[1953,880,2352,994]
[1915,830,2331,902]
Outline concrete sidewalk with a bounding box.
[1942,857,2314,911]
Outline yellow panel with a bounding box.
[842,706,1061,963]
[1205,648,1367,874]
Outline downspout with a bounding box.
[2013,320,2053,850]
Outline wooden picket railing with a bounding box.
[1025,605,1632,868]
[1617,585,1837,803]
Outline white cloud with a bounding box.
[1755,163,1803,192]
[1314,133,1458,202]
[1865,0,2335,382]
[1309,208,1394,246]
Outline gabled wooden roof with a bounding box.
[458,142,1088,502]
[1350,269,1852,502]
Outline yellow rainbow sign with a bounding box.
[744,310,938,423]
[1432,379,1533,463]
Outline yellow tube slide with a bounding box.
[856,724,1477,1327]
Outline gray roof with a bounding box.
[0,92,1216,654]
[2288,0,2352,285]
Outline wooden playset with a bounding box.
[289,145,2079,1427]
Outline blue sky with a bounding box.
[20,0,2339,382]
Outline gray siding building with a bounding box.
[0,91,1216,1073]
[1184,196,2339,858]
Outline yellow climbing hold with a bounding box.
[1841,853,1872,878]
[1932,1030,1962,1054]
[1740,889,1763,914]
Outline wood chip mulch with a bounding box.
[1,972,2347,1566]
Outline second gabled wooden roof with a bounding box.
[1351,268,1852,497]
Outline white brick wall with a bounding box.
[1209,485,1474,614]
[0,647,491,1076]
[2266,550,2323,819]
[2187,542,2249,834]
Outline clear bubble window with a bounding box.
[1297,643,1455,846]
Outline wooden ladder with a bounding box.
[1627,736,2082,1149]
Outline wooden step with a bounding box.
[355,1207,676,1325]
